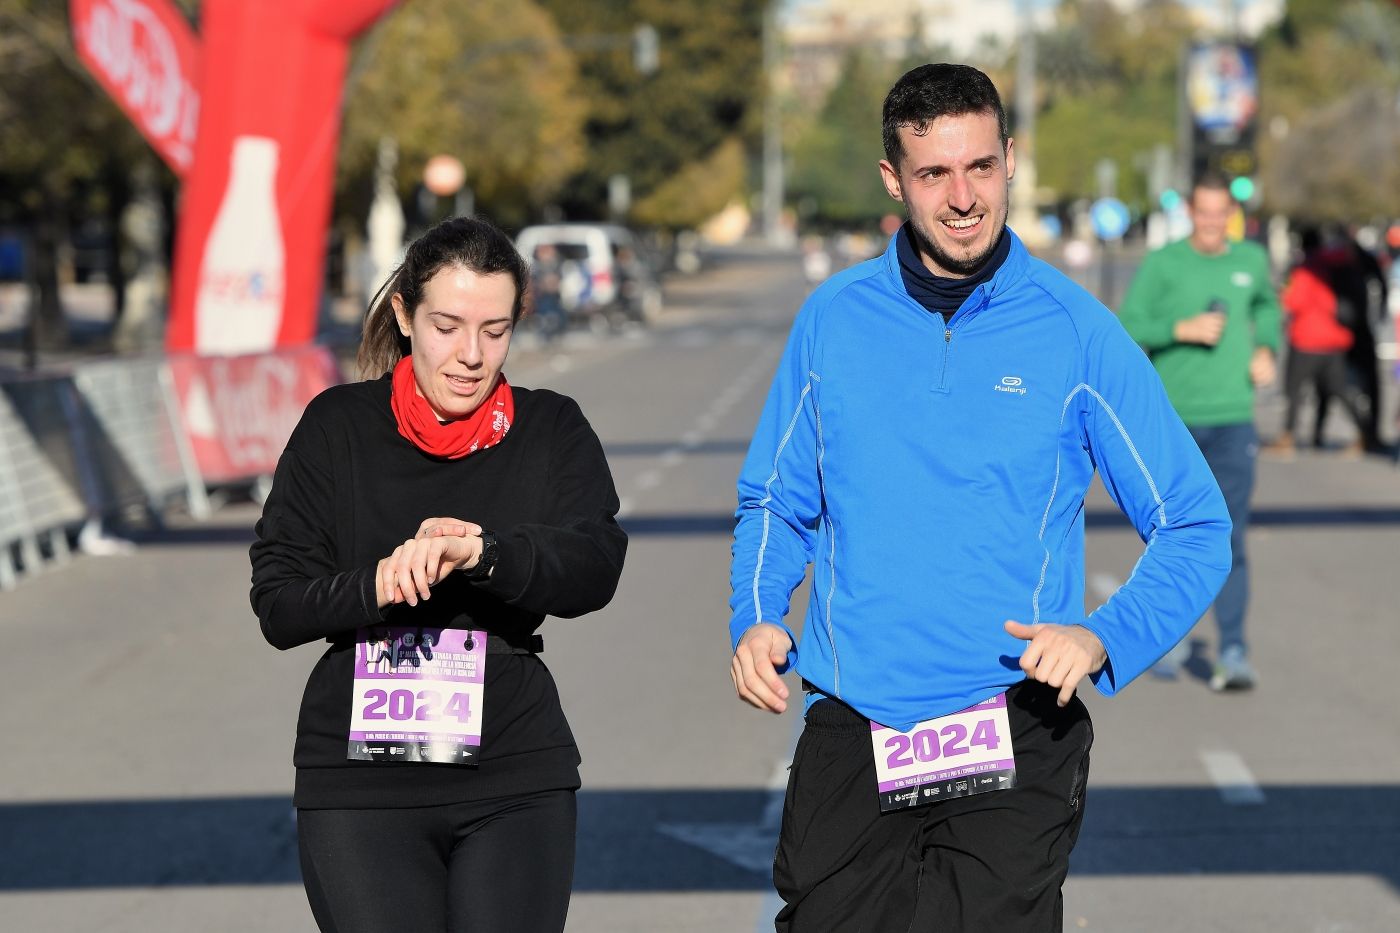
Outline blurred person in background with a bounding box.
[250,216,626,933]
[1330,228,1389,453]
[730,63,1230,933]
[528,242,567,342]
[1118,170,1281,692]
[1265,227,1370,458]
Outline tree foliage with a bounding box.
[1256,0,1400,221]
[0,0,165,350]
[786,49,897,228]
[338,0,588,230]
[536,0,765,227]
[1031,0,1194,209]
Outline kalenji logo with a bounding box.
[994,375,1027,396]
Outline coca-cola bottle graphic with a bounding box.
[194,136,285,354]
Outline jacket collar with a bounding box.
[882,224,1029,309]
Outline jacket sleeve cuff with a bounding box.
[468,530,531,603]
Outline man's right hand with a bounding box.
[1174,311,1226,346]
[731,623,793,714]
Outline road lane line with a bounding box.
[1200,749,1266,805]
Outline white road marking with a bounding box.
[1200,749,1266,805]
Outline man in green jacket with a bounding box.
[1118,170,1281,691]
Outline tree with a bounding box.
[338,0,589,231]
[536,0,765,228]
[1256,0,1400,220]
[786,48,896,229]
[0,0,164,355]
[1030,0,1194,210]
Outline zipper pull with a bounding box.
[944,328,952,343]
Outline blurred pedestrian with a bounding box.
[250,216,627,933]
[528,242,566,342]
[1330,228,1388,453]
[1265,228,1369,457]
[1118,170,1282,691]
[729,63,1231,933]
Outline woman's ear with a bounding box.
[391,293,411,338]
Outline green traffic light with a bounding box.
[1229,176,1255,202]
[1159,189,1182,211]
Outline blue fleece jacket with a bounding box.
[729,229,1232,731]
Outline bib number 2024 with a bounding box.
[884,718,1000,769]
[359,688,472,724]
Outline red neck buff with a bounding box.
[389,356,513,459]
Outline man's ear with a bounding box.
[878,159,905,203]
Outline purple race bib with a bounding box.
[871,693,1017,812]
[348,626,486,765]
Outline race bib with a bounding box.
[871,693,1016,812]
[348,627,485,765]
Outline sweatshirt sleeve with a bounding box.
[249,406,383,650]
[1117,251,1178,350]
[728,301,823,665]
[1074,317,1233,694]
[473,397,627,618]
[1249,248,1283,353]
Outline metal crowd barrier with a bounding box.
[0,346,341,589]
[0,385,86,590]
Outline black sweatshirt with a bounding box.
[249,375,627,809]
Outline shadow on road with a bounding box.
[1086,506,1400,529]
[2,786,1396,892]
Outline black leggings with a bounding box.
[297,788,576,933]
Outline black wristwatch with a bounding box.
[463,530,498,581]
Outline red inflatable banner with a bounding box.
[167,345,343,482]
[70,0,202,176]
[164,0,399,357]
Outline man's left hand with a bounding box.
[1249,347,1276,388]
[1004,620,1107,707]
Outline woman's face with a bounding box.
[393,265,517,421]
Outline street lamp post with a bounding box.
[1009,0,1044,247]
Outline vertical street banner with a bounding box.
[1185,42,1260,184]
[69,0,202,176]
[165,0,398,356]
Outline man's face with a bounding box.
[878,111,1014,279]
[1188,187,1233,255]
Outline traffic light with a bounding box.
[1228,175,1255,202]
[1159,188,1182,211]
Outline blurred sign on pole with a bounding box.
[70,0,202,176]
[1090,197,1131,242]
[1185,42,1259,190]
[633,24,659,75]
[164,0,399,356]
[608,174,631,221]
[423,155,466,197]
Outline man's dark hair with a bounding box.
[881,63,1008,170]
[1190,169,1233,203]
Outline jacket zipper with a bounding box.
[937,286,989,391]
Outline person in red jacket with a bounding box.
[1267,228,1370,456]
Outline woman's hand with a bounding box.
[375,530,483,608]
[415,517,482,540]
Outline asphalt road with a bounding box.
[2,244,1398,932]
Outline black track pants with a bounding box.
[773,681,1093,933]
[297,788,576,933]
